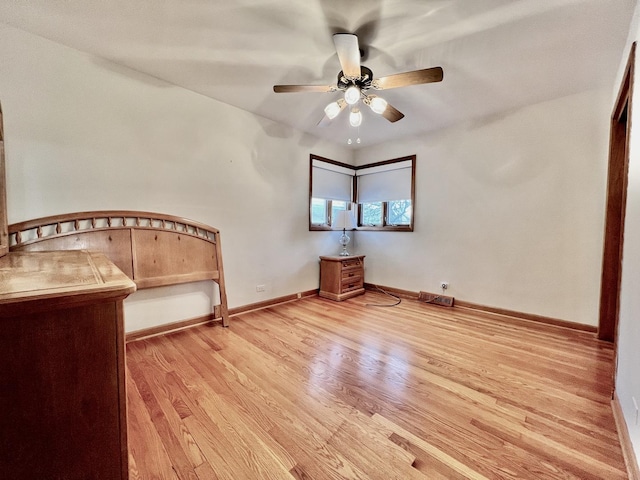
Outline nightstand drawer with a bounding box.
[342,269,362,280]
[341,258,363,269]
[342,278,363,293]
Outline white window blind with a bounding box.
[312,160,355,201]
[357,160,413,203]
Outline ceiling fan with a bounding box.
[273,33,443,127]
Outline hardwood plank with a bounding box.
[372,413,490,480]
[126,373,178,479]
[327,420,426,480]
[127,293,630,479]
[126,347,205,476]
[388,432,474,480]
[194,461,220,480]
[126,383,197,479]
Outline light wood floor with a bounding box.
[126,292,627,479]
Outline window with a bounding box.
[356,156,415,231]
[309,154,415,231]
[309,156,356,230]
[310,198,327,225]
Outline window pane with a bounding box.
[311,198,327,225]
[387,200,412,225]
[361,202,383,226]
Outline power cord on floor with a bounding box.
[365,284,402,307]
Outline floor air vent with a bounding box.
[418,291,455,307]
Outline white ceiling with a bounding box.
[0,0,635,148]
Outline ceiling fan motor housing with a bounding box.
[337,66,373,91]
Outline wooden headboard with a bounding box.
[8,210,229,327]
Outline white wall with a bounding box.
[0,23,350,331]
[354,89,611,326]
[615,0,640,465]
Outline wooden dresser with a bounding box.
[319,255,365,301]
[0,250,136,480]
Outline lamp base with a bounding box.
[339,231,351,257]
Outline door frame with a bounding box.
[598,43,635,358]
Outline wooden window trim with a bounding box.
[309,154,416,232]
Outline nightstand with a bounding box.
[319,255,365,301]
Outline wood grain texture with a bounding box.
[0,250,134,479]
[274,84,334,93]
[0,101,8,258]
[127,292,628,479]
[12,228,135,277]
[319,255,365,301]
[9,210,230,326]
[0,250,135,315]
[374,67,444,90]
[613,393,640,480]
[599,41,635,342]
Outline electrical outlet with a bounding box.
[440,282,449,290]
[256,284,266,292]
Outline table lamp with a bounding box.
[333,210,356,256]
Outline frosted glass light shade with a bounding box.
[324,101,342,119]
[349,108,362,127]
[344,85,360,105]
[369,96,388,114]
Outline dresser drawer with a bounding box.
[341,268,362,280]
[341,257,363,270]
[341,278,364,293]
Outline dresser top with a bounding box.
[0,250,136,315]
[319,255,365,261]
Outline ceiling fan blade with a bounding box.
[317,115,333,127]
[374,67,443,90]
[333,33,361,78]
[381,103,405,123]
[273,84,335,93]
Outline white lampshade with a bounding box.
[369,96,388,114]
[344,85,360,105]
[324,101,342,119]
[349,108,362,127]
[333,209,356,230]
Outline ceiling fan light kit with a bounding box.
[273,33,443,131]
[368,96,388,115]
[324,100,343,119]
[344,85,361,105]
[349,108,362,127]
